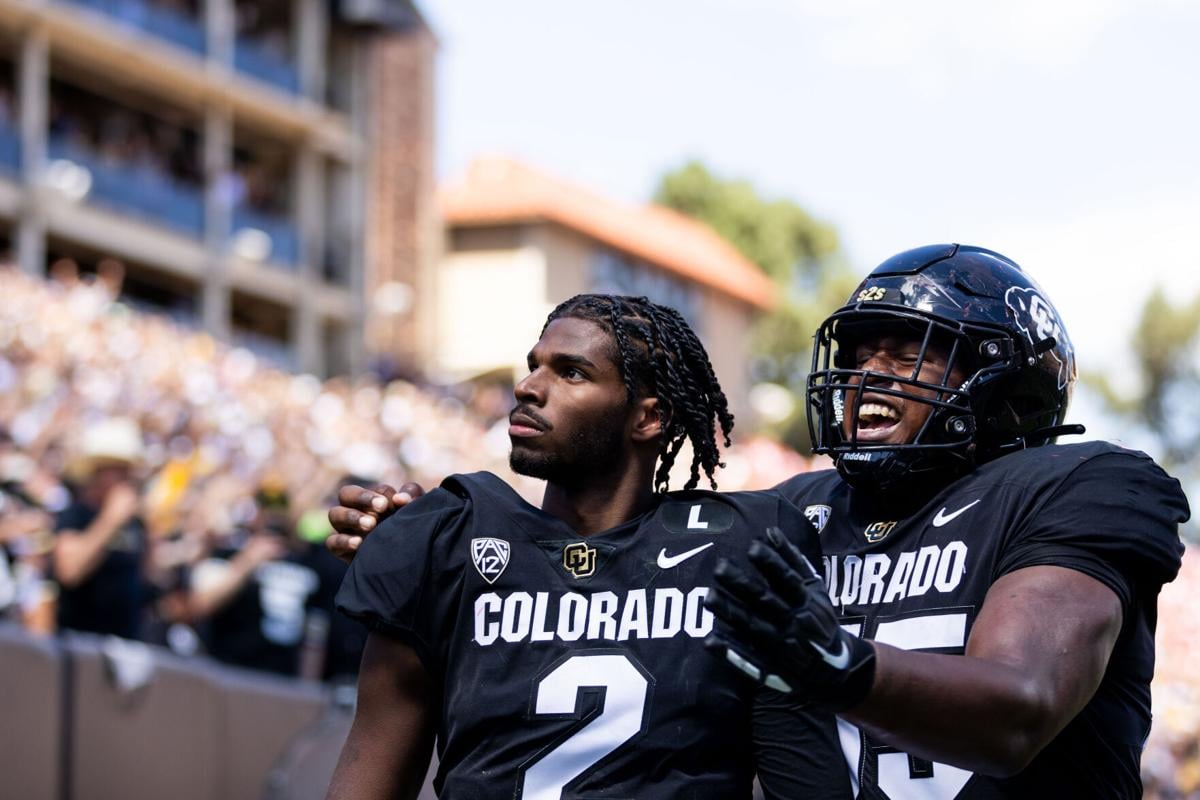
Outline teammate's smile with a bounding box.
[852,397,902,441]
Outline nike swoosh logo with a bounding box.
[932,499,981,527]
[656,542,715,569]
[810,639,851,670]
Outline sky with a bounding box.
[418,0,1200,444]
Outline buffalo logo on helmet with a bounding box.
[1004,286,1071,390]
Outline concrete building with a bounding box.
[0,0,436,376]
[434,157,777,422]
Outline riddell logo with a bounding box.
[562,542,596,578]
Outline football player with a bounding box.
[325,295,845,799]
[705,244,1191,798]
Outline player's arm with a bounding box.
[845,564,1121,775]
[707,535,1123,777]
[326,632,437,800]
[326,482,426,563]
[54,482,140,587]
[850,452,1184,774]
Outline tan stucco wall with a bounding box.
[532,223,591,305]
[434,221,760,426]
[697,291,755,427]
[432,226,551,382]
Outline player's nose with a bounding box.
[860,352,903,385]
[514,369,547,405]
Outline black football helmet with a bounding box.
[806,243,1081,494]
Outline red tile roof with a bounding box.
[439,158,778,311]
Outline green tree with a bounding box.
[654,161,858,451]
[1086,287,1200,539]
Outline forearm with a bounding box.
[326,718,430,800]
[843,643,1057,776]
[325,633,437,800]
[187,558,257,621]
[0,510,49,542]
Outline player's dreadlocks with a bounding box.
[543,294,735,493]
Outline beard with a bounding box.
[509,411,628,486]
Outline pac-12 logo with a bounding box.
[562,542,597,578]
[471,538,510,584]
[804,504,831,534]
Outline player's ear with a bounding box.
[630,397,664,443]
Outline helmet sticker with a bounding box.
[1004,286,1070,390]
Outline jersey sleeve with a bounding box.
[776,492,824,568]
[752,691,852,799]
[771,470,833,510]
[995,451,1188,609]
[335,487,466,670]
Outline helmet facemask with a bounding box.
[807,307,1021,495]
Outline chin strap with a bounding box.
[989,423,1087,457]
[1024,423,1087,447]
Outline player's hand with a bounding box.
[325,482,425,564]
[704,527,876,711]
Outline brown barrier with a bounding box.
[216,667,327,800]
[0,624,62,800]
[0,625,440,800]
[64,633,223,800]
[262,684,439,800]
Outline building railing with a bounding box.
[234,38,301,94]
[230,328,298,371]
[0,121,21,174]
[232,205,300,266]
[47,138,206,238]
[59,0,206,55]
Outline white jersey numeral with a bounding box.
[840,609,974,799]
[518,653,650,800]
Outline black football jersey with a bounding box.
[775,441,1190,800]
[337,471,847,800]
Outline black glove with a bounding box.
[705,527,876,711]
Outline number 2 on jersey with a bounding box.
[519,653,650,800]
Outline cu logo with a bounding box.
[562,542,597,578]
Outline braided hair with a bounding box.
[542,294,735,492]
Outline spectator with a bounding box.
[52,417,149,639]
[188,483,320,677]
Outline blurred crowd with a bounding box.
[46,82,290,221]
[49,83,203,190]
[1143,544,1200,799]
[0,264,521,682]
[1,263,1194,792]
[0,263,803,677]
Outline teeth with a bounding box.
[859,403,898,421]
